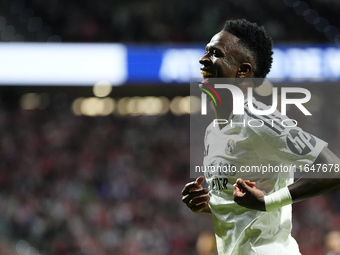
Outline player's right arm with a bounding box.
[181,176,211,213]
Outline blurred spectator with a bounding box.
[196,231,217,255]
[325,231,340,255]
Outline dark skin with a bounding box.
[233,147,340,211]
[199,31,253,123]
[182,30,340,213]
[181,176,255,213]
[181,176,210,213]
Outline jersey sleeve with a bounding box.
[247,114,327,166]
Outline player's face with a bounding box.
[199,31,242,83]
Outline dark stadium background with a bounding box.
[1,0,340,255]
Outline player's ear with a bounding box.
[237,63,252,78]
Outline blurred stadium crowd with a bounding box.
[25,0,340,43]
[0,97,214,255]
[0,0,339,43]
[0,84,339,255]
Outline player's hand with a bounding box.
[182,176,211,213]
[233,178,266,211]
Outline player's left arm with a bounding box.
[233,146,340,211]
[288,146,340,202]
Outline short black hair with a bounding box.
[223,19,273,86]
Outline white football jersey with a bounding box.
[203,98,327,255]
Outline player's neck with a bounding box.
[213,80,253,130]
[214,91,251,130]
[214,102,233,130]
